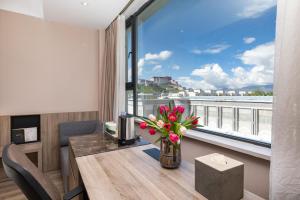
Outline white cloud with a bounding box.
[152,65,162,71]
[233,41,275,86]
[192,44,230,55]
[190,41,275,89]
[243,37,256,44]
[145,50,172,60]
[191,64,231,89]
[238,0,276,18]
[172,65,180,70]
[177,77,216,90]
[138,50,172,76]
[138,58,145,75]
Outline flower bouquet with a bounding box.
[139,102,201,168]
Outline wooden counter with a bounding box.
[76,144,265,200]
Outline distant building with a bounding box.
[227,90,236,96]
[152,76,172,85]
[216,90,224,96]
[187,92,196,97]
[204,90,212,94]
[138,79,154,86]
[239,91,246,96]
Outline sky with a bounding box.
[132,0,277,90]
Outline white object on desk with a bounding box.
[24,127,38,142]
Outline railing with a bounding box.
[128,98,272,143]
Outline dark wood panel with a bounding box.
[0,116,11,181]
[41,111,98,172]
[0,116,10,148]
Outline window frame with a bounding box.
[125,0,271,148]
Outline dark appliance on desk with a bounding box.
[118,114,136,145]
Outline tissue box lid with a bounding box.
[195,153,243,172]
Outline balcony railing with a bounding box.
[128,97,272,144]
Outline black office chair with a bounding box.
[2,144,85,200]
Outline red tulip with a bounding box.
[159,105,165,114]
[139,122,148,129]
[169,132,179,143]
[177,105,185,114]
[168,113,177,122]
[164,123,171,131]
[164,106,170,113]
[149,128,156,135]
[191,116,198,125]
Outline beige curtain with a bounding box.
[98,20,118,122]
[270,0,300,199]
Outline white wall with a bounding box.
[0,10,102,115]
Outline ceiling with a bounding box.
[0,0,130,29]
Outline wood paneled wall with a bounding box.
[0,111,98,173]
[0,116,10,148]
[41,111,98,172]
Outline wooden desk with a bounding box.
[76,144,264,200]
[68,133,150,195]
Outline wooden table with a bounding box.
[76,144,264,200]
[68,133,150,195]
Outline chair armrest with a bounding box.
[63,186,84,200]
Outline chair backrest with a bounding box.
[2,144,61,200]
[59,120,102,147]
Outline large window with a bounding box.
[126,0,276,146]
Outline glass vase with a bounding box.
[160,138,181,169]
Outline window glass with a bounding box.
[258,109,272,140]
[238,108,252,135]
[126,27,132,82]
[126,90,134,114]
[222,107,234,132]
[131,0,276,144]
[195,106,205,126]
[208,107,218,128]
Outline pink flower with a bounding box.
[149,128,156,135]
[169,132,179,143]
[180,126,187,135]
[148,114,156,121]
[157,120,164,128]
[176,105,185,114]
[168,113,177,122]
[139,122,148,129]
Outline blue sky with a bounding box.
[134,0,276,90]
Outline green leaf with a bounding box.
[154,136,162,144]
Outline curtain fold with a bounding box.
[113,15,126,122]
[98,20,117,122]
[270,0,300,199]
[99,16,126,123]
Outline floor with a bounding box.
[0,170,64,200]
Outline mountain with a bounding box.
[239,84,273,92]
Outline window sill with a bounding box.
[184,130,271,161]
[135,117,271,161]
